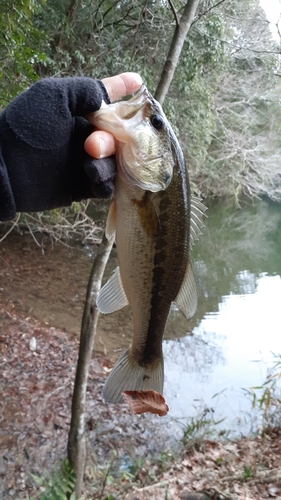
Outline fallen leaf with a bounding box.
[121,390,169,416]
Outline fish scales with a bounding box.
[116,170,189,367]
[140,174,190,366]
[90,85,206,403]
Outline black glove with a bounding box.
[0,77,116,221]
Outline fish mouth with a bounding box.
[94,85,148,116]
[91,85,156,130]
[126,85,150,104]
[127,85,163,118]
[91,100,145,137]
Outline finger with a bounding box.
[84,130,117,159]
[102,72,142,102]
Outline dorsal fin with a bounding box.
[190,196,207,248]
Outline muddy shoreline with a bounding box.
[1,231,281,499]
[1,305,281,500]
[0,231,137,363]
[0,304,179,499]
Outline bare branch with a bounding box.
[0,214,20,243]
[167,0,180,26]
[68,232,114,498]
[191,0,227,27]
[154,0,200,104]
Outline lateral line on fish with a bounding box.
[91,85,206,404]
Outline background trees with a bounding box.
[0,0,46,105]
[194,1,281,200]
[0,0,280,201]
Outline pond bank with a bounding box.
[1,305,281,500]
[1,197,281,498]
[2,198,281,437]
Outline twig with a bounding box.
[44,385,68,401]
[0,213,20,243]
[206,487,235,499]
[178,488,235,500]
[98,463,112,500]
[191,0,226,27]
[167,0,179,26]
[67,231,114,499]
[134,476,177,491]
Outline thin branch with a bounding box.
[167,0,180,26]
[194,24,280,56]
[154,0,200,104]
[0,214,20,243]
[67,232,114,499]
[102,0,121,22]
[191,0,227,27]
[101,5,137,30]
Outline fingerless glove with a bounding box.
[0,77,116,221]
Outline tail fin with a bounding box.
[103,348,164,403]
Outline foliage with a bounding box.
[1,0,280,231]
[198,2,281,200]
[27,459,78,500]
[181,396,227,448]
[0,0,47,107]
[31,0,281,202]
[243,354,281,431]
[163,8,226,193]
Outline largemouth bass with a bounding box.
[91,85,206,403]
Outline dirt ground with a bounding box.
[1,303,281,500]
[1,229,281,499]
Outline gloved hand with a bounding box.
[0,74,142,221]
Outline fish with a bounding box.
[90,85,206,403]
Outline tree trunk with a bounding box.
[67,232,114,499]
[154,0,200,104]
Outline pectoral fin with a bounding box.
[96,267,129,314]
[174,261,198,320]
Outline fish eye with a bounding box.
[150,114,163,130]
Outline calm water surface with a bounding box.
[163,199,281,434]
[1,198,280,435]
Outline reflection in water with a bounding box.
[164,331,226,381]
[232,270,257,295]
[164,273,281,434]
[161,199,281,433]
[193,199,281,302]
[1,198,280,434]
[180,199,281,339]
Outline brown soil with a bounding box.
[0,308,281,500]
[0,304,174,499]
[1,232,281,499]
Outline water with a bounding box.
[1,198,280,436]
[163,199,281,434]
